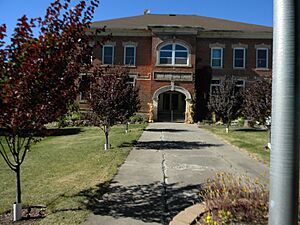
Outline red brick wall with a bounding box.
[196,38,273,79]
[80,34,272,114]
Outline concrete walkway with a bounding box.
[83,123,268,225]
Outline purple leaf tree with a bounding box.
[0,0,100,220]
[88,67,140,150]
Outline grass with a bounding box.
[0,124,146,224]
[200,125,270,164]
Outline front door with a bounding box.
[158,91,185,122]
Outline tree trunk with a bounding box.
[16,164,21,204]
[104,126,109,150]
[225,123,230,133]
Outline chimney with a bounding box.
[144,9,150,15]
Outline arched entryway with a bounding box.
[152,85,193,123]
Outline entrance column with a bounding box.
[185,100,194,124]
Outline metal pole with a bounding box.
[268,0,299,224]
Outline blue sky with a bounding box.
[0,0,272,42]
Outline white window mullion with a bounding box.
[172,43,175,65]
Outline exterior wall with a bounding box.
[196,38,273,80]
[79,30,273,122]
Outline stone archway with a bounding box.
[152,85,193,123]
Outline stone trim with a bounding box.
[231,43,248,49]
[103,41,116,46]
[122,41,138,47]
[255,43,271,49]
[209,42,226,48]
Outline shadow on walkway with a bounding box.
[144,128,189,133]
[76,181,202,224]
[134,141,223,150]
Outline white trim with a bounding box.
[256,48,269,69]
[210,47,223,68]
[233,47,246,69]
[102,45,115,65]
[123,45,136,66]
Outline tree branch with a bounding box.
[4,136,18,163]
[20,137,32,165]
[0,142,16,171]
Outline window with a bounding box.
[102,45,114,65]
[233,48,246,68]
[210,79,221,95]
[127,75,137,86]
[235,79,245,92]
[79,75,90,102]
[211,48,223,68]
[256,48,268,68]
[159,43,189,66]
[124,45,136,66]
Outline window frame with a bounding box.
[210,78,221,95]
[124,45,136,66]
[158,43,189,66]
[233,47,246,69]
[102,45,115,65]
[211,47,223,68]
[256,48,269,69]
[235,79,246,92]
[127,74,137,87]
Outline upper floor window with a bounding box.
[124,45,136,66]
[102,45,114,65]
[233,48,246,68]
[256,48,268,69]
[211,47,223,68]
[158,43,189,66]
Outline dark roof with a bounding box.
[91,14,272,32]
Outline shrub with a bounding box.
[199,173,268,224]
[129,114,147,124]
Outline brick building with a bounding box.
[81,13,272,122]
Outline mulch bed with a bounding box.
[0,206,46,225]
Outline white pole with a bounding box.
[268,0,299,224]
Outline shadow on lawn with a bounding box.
[134,141,223,150]
[234,128,267,133]
[76,181,202,224]
[43,128,82,136]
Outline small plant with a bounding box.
[199,173,268,224]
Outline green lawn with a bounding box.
[200,125,270,164]
[0,124,146,224]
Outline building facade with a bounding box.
[80,14,272,122]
